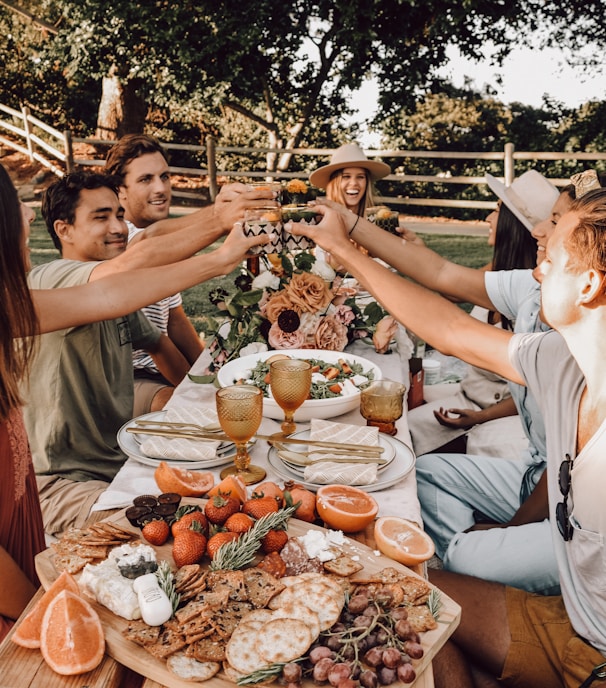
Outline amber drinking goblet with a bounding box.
[216,385,266,485]
[269,359,312,436]
[359,379,406,436]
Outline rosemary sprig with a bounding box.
[236,662,287,685]
[209,504,298,571]
[156,559,180,614]
[427,588,442,621]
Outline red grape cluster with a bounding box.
[280,588,425,688]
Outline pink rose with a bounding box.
[314,315,349,351]
[372,315,398,354]
[332,304,355,326]
[268,322,306,349]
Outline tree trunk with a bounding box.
[95,67,146,140]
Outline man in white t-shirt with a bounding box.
[290,190,606,687]
[105,134,204,414]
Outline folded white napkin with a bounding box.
[305,419,379,485]
[139,407,222,461]
[303,461,378,485]
[309,418,379,447]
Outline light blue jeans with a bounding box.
[416,452,560,595]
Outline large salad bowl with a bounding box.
[217,349,382,421]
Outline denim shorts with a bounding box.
[501,587,605,688]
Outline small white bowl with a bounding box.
[217,349,382,422]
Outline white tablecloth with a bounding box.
[92,335,421,526]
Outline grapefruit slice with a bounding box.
[374,516,435,566]
[40,589,105,675]
[12,570,80,648]
[316,484,378,533]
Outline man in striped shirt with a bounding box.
[106,135,204,414]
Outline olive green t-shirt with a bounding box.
[25,260,161,482]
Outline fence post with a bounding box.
[22,106,34,161]
[63,129,74,173]
[207,136,218,201]
[504,142,515,185]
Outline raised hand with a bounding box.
[213,183,278,233]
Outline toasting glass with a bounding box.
[216,385,266,484]
[269,359,312,436]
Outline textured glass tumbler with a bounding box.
[359,379,406,435]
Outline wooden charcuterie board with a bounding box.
[36,500,460,688]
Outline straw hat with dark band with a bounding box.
[485,170,559,231]
[310,143,391,189]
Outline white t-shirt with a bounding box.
[511,330,606,654]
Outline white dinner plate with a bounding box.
[277,429,396,476]
[117,411,238,469]
[217,349,382,422]
[267,432,415,492]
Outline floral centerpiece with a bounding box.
[201,251,398,375]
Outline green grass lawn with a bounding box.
[29,217,492,334]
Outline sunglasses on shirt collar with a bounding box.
[556,453,574,541]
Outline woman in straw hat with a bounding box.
[309,143,391,268]
[309,142,391,218]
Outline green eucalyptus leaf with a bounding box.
[188,373,216,384]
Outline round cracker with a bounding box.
[166,653,220,681]
[257,618,312,664]
[268,580,343,630]
[226,624,266,674]
[281,572,344,596]
[269,602,321,639]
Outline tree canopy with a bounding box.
[1,0,606,173]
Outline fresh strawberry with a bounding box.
[171,507,208,537]
[172,522,207,567]
[204,492,241,525]
[224,512,255,534]
[206,531,239,560]
[261,529,288,554]
[141,518,170,546]
[242,495,280,520]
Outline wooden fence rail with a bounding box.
[2,102,606,212]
